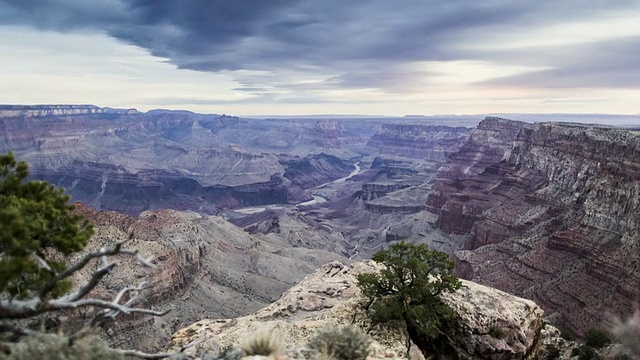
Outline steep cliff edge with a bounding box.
[426,117,526,221]
[168,261,548,360]
[429,121,640,335]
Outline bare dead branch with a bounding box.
[53,298,169,317]
[82,282,156,328]
[111,339,201,359]
[2,237,171,358]
[0,295,169,320]
[38,241,155,300]
[32,253,56,275]
[38,241,125,299]
[114,282,149,305]
[66,262,117,302]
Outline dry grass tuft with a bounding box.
[240,331,282,356]
[4,332,124,360]
[308,325,371,360]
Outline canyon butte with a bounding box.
[1,105,639,357]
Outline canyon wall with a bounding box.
[428,120,640,335]
[5,105,638,340]
[367,124,472,160]
[357,124,474,214]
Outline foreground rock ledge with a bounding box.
[167,261,545,360]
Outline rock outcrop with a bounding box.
[427,120,640,335]
[435,117,526,180]
[281,153,355,192]
[168,261,546,360]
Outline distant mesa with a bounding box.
[0,104,137,117]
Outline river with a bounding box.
[233,161,362,214]
[296,161,361,207]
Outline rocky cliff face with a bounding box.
[428,120,640,335]
[426,117,527,218]
[438,117,526,179]
[168,261,548,360]
[355,125,474,216]
[5,105,637,343]
[32,162,290,215]
[281,153,355,190]
[367,124,472,160]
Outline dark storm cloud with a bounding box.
[1,0,639,91]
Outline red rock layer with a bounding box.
[430,120,640,335]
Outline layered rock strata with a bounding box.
[434,117,526,180]
[359,125,474,215]
[367,124,472,160]
[429,121,640,335]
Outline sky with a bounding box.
[0,1,639,116]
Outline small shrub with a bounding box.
[488,326,506,339]
[574,345,601,360]
[545,345,561,360]
[308,325,371,360]
[560,329,575,341]
[584,328,612,348]
[240,332,280,356]
[5,333,125,360]
[357,242,461,355]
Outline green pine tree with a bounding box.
[357,242,462,358]
[0,152,93,300]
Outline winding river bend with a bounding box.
[234,162,362,214]
[297,161,362,207]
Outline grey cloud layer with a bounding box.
[1,0,639,92]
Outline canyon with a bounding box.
[1,105,639,352]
